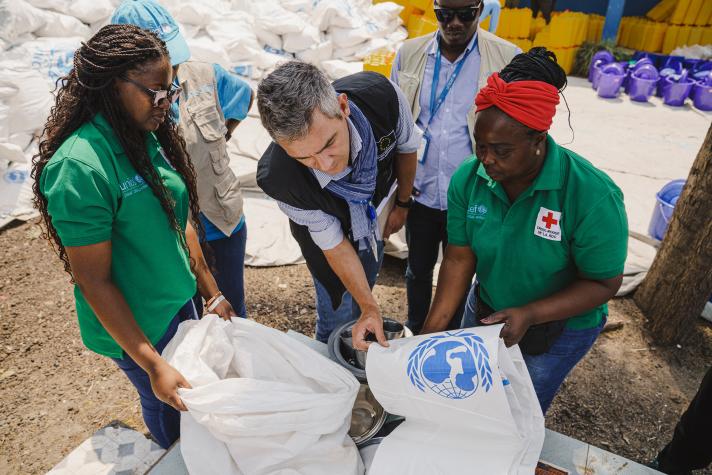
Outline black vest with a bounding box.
[257,71,400,309]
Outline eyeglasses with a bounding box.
[119,76,182,107]
[433,3,482,24]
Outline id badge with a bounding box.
[417,133,430,164]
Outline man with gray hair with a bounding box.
[257,61,419,349]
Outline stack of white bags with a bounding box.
[163,316,545,474]
[0,0,407,229]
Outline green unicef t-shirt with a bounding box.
[40,114,197,358]
[447,135,628,330]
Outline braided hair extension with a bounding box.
[499,47,574,143]
[32,24,202,278]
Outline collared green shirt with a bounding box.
[40,114,196,358]
[447,135,628,329]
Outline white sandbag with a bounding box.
[185,36,231,66]
[207,12,263,62]
[296,40,334,65]
[253,24,283,51]
[253,4,306,35]
[330,26,372,49]
[322,59,363,80]
[365,324,545,474]
[35,11,91,38]
[283,25,320,53]
[0,60,53,137]
[162,316,363,475]
[0,0,48,42]
[7,36,81,83]
[312,0,365,31]
[24,0,70,11]
[173,2,217,27]
[368,2,405,25]
[253,49,292,72]
[67,0,113,24]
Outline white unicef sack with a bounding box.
[162,316,364,475]
[366,324,545,475]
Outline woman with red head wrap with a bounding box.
[421,48,629,414]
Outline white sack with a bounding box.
[253,24,283,51]
[322,59,363,80]
[0,0,48,42]
[173,2,217,27]
[162,316,363,475]
[185,36,231,66]
[366,324,545,474]
[24,0,70,11]
[207,12,263,62]
[330,26,372,49]
[282,25,321,53]
[35,11,91,38]
[67,0,113,24]
[0,61,53,137]
[253,4,306,35]
[8,36,82,83]
[312,0,365,30]
[296,40,334,65]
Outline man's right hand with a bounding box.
[352,305,389,351]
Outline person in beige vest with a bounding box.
[112,0,253,319]
[391,0,519,335]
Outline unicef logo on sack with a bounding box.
[3,170,28,184]
[407,331,493,400]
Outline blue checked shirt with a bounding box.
[277,80,421,251]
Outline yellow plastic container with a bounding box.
[702,26,712,45]
[646,0,677,22]
[480,16,491,32]
[695,0,712,26]
[530,16,546,39]
[687,26,704,45]
[676,25,693,46]
[363,49,397,77]
[683,0,704,25]
[408,14,438,38]
[662,25,678,54]
[409,0,432,12]
[670,0,690,25]
[649,22,668,52]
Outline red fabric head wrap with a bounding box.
[475,72,560,132]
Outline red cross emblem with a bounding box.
[541,212,559,229]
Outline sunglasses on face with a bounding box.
[433,3,482,24]
[119,75,182,107]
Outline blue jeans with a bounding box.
[194,224,247,318]
[313,241,384,342]
[461,284,606,414]
[111,299,199,448]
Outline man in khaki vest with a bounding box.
[391,0,519,335]
[112,0,253,318]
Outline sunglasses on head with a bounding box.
[433,2,482,24]
[119,75,182,107]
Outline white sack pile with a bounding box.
[0,0,407,266]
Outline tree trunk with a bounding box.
[634,123,712,345]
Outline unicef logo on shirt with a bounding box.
[134,174,145,185]
[466,203,488,221]
[407,331,493,400]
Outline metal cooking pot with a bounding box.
[349,385,387,446]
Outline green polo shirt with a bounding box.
[447,135,628,330]
[40,114,197,358]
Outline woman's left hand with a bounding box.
[212,299,237,321]
[481,307,534,347]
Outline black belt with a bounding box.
[475,284,566,355]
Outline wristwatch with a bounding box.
[395,196,414,209]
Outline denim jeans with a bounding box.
[194,224,248,318]
[405,202,465,334]
[313,240,384,342]
[461,284,606,414]
[111,299,199,448]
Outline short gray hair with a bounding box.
[257,61,341,142]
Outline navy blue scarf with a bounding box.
[325,100,378,242]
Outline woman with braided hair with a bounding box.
[420,47,628,413]
[32,24,235,448]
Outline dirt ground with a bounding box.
[1,219,711,475]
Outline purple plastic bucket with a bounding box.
[691,81,712,111]
[657,64,683,97]
[629,74,659,102]
[597,63,626,98]
[648,179,685,241]
[662,70,695,106]
[588,50,614,82]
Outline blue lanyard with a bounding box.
[426,37,476,131]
